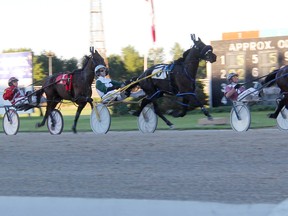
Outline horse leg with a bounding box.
[153,102,174,128]
[268,96,287,119]
[171,106,187,117]
[36,101,57,128]
[169,94,212,120]
[132,98,150,117]
[72,103,86,134]
[35,88,44,105]
[186,94,213,120]
[171,97,188,118]
[88,100,93,110]
[200,106,213,120]
[38,106,43,117]
[133,97,174,128]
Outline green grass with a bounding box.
[0,104,279,133]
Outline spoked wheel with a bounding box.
[90,103,111,134]
[277,107,288,130]
[137,104,158,133]
[3,109,19,135]
[230,103,251,132]
[47,109,64,135]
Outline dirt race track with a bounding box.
[0,128,288,204]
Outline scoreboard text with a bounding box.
[210,36,288,107]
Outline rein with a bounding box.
[239,70,278,86]
[89,47,100,68]
[175,92,197,107]
[183,64,196,83]
[240,69,287,91]
[181,45,202,83]
[90,54,98,66]
[165,47,201,103]
[101,71,160,104]
[263,70,288,87]
[236,70,288,101]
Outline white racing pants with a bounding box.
[101,89,146,103]
[238,88,259,101]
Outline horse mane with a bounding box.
[72,69,82,74]
[174,48,191,64]
[80,55,90,70]
[48,55,90,77]
[263,69,279,87]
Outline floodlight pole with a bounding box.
[46,51,55,76]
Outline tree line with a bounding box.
[2,43,208,115]
[3,42,207,83]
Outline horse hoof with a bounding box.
[35,123,41,128]
[130,110,140,117]
[166,109,174,115]
[72,127,77,134]
[207,116,213,121]
[171,110,186,118]
[268,113,277,119]
[172,111,180,117]
[169,125,174,129]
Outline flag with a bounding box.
[146,0,156,43]
[151,24,156,43]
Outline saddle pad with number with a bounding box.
[151,64,174,80]
[55,74,73,91]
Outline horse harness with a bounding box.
[53,54,99,99]
[55,73,73,93]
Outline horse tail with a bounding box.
[125,65,155,89]
[262,70,278,87]
[35,87,45,105]
[123,76,139,95]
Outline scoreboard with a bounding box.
[210,35,288,107]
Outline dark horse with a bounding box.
[35,47,105,133]
[129,34,217,128]
[262,65,288,119]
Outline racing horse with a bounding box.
[129,34,217,128]
[35,47,105,133]
[262,65,288,119]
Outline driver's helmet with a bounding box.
[94,65,107,76]
[227,72,238,82]
[8,77,19,86]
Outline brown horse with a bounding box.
[128,34,217,128]
[35,47,105,133]
[262,65,288,118]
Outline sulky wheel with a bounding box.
[230,103,251,132]
[90,103,111,134]
[3,108,19,135]
[277,106,288,130]
[47,109,64,135]
[137,104,158,133]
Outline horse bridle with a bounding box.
[193,40,213,60]
[90,53,99,68]
[181,44,213,83]
[89,47,104,70]
[200,45,213,56]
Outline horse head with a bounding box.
[89,47,106,72]
[131,34,217,129]
[190,34,217,63]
